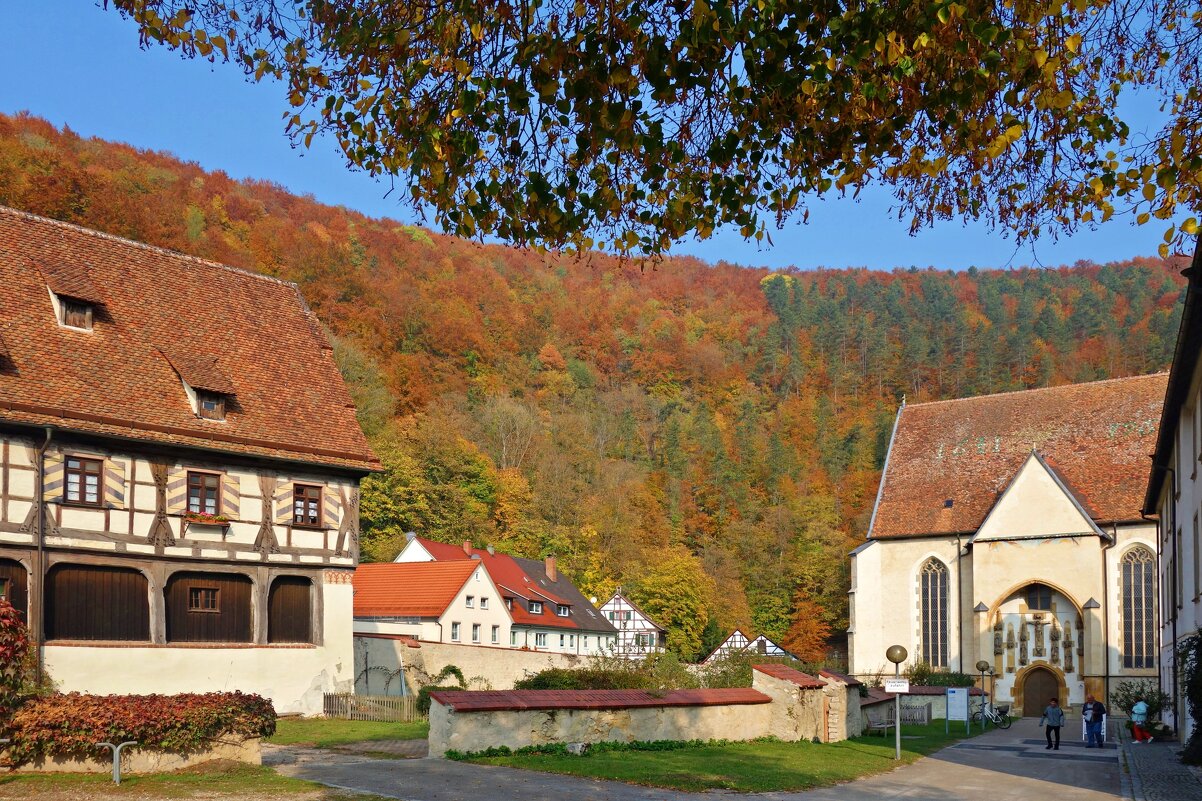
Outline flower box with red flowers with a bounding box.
[183,511,230,525]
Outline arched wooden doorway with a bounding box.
[1022,666,1060,716]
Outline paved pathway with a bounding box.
[1115,720,1202,800]
[270,719,1122,801]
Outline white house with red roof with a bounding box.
[353,561,511,648]
[851,374,1164,716]
[395,534,618,654]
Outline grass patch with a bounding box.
[267,717,429,748]
[0,760,337,797]
[465,721,980,793]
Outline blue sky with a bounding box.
[0,2,1177,271]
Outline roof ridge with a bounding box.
[906,372,1169,409]
[0,204,300,291]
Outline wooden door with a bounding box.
[0,558,28,619]
[1023,667,1059,716]
[165,571,252,642]
[45,564,150,641]
[268,576,312,643]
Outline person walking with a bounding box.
[1131,698,1154,743]
[1083,695,1107,748]
[1041,697,1065,750]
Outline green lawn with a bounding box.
[466,722,980,793]
[267,717,429,748]
[0,761,344,798]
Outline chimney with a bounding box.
[463,540,472,556]
[487,544,495,555]
[405,531,417,542]
[545,555,557,582]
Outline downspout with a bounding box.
[1142,509,1165,706]
[33,426,53,684]
[1165,465,1180,729]
[956,533,965,673]
[1102,524,1116,705]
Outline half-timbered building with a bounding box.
[0,207,378,714]
[599,589,667,660]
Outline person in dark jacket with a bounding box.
[1041,697,1065,750]
[1083,695,1107,748]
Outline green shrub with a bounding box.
[905,660,974,687]
[1179,630,1202,764]
[1110,678,1171,720]
[6,691,275,766]
[417,664,468,714]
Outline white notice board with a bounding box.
[884,678,910,694]
[946,687,970,733]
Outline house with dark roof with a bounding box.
[851,374,1165,717]
[0,206,378,714]
[1144,239,1202,744]
[395,534,618,654]
[599,588,667,659]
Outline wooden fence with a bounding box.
[323,693,426,722]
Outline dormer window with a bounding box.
[60,299,93,331]
[529,601,543,614]
[556,604,570,617]
[197,391,226,421]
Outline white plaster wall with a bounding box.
[849,535,963,678]
[974,456,1100,540]
[44,579,354,715]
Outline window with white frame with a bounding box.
[535,632,547,647]
[491,625,499,643]
[466,595,474,608]
[510,630,518,646]
[472,623,481,643]
[529,601,543,614]
[556,604,570,617]
[559,633,565,647]
[480,597,489,610]
[451,622,461,641]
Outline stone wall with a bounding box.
[355,634,590,693]
[427,665,862,757]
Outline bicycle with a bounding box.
[970,702,1013,729]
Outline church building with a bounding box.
[850,374,1164,715]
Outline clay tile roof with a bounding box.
[161,350,238,396]
[0,206,378,472]
[818,668,863,687]
[38,259,102,303]
[428,688,771,713]
[409,537,617,634]
[752,663,825,689]
[870,374,1167,539]
[352,561,480,618]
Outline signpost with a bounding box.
[884,678,910,694]
[946,687,970,735]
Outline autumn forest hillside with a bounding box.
[0,113,1187,661]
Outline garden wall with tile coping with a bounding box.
[428,665,858,757]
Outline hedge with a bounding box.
[3,691,276,766]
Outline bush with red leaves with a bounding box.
[5,691,276,766]
[0,600,30,722]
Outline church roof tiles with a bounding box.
[870,374,1167,539]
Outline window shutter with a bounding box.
[274,480,294,525]
[103,458,127,509]
[42,452,64,503]
[165,467,188,514]
[221,473,241,520]
[323,486,342,530]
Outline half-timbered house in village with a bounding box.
[0,207,378,714]
[598,589,667,659]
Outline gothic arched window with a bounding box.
[920,558,949,667]
[1121,547,1156,669]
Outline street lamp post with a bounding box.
[975,660,991,732]
[886,645,908,760]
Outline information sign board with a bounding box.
[884,678,910,694]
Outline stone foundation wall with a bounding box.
[9,737,261,774]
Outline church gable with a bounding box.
[972,452,1107,542]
